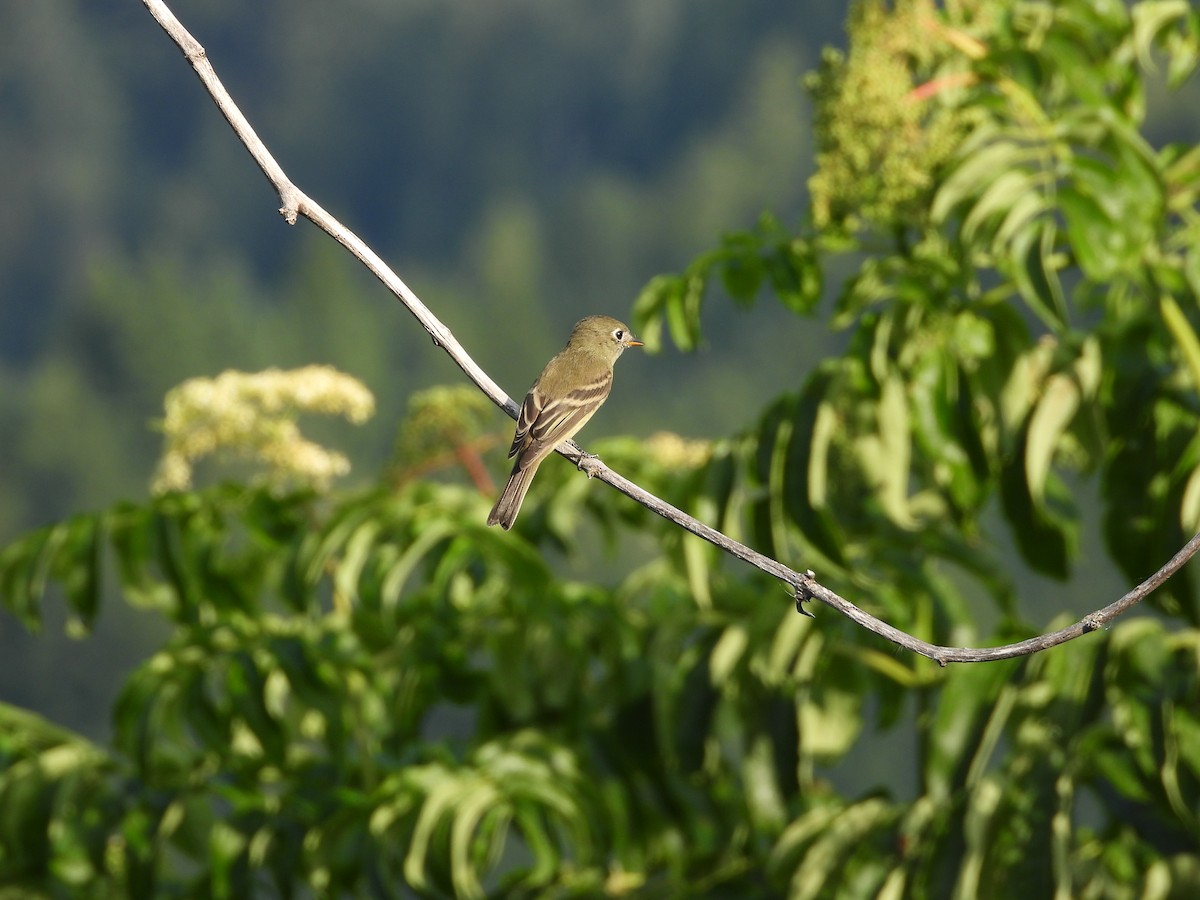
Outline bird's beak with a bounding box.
[627,337,644,348]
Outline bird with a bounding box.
[487,315,643,529]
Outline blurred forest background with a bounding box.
[0,0,845,737]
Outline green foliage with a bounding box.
[638,0,1200,616]
[633,214,823,352]
[2,471,1200,896]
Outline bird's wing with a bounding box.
[508,387,543,459]
[511,368,613,470]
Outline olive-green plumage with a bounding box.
[488,315,642,529]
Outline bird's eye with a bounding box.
[614,329,624,340]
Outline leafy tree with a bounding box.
[4,0,1200,897]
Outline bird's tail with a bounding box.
[487,462,539,530]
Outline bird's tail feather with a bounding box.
[487,464,538,530]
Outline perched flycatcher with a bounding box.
[488,314,643,529]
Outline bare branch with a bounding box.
[140,0,509,410]
[139,0,1199,664]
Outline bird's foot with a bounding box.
[793,570,817,617]
[574,450,601,478]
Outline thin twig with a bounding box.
[139,0,1200,664]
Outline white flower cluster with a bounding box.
[151,366,375,494]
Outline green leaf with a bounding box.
[665,275,702,352]
[799,681,864,760]
[932,134,1031,224]
[631,274,679,353]
[709,624,749,685]
[768,804,842,883]
[332,518,381,608]
[209,820,248,897]
[992,184,1049,250]
[719,235,764,303]
[956,775,1004,900]
[1160,294,1200,390]
[1025,373,1080,507]
[1131,1,1193,70]
[782,368,846,564]
[0,526,50,629]
[925,661,1020,800]
[1008,219,1067,331]
[961,170,1039,245]
[1002,454,1075,578]
[743,734,787,831]
[57,515,103,634]
[783,798,896,900]
[1187,242,1200,302]
[1181,464,1200,533]
[766,242,822,315]
[1059,185,1121,282]
[448,781,500,899]
[870,374,914,527]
